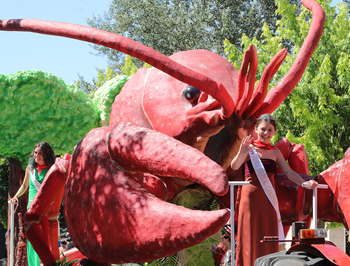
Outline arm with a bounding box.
[10,165,30,203]
[275,148,317,189]
[230,135,254,170]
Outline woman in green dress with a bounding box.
[11,142,55,266]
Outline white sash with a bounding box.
[30,169,42,192]
[249,145,285,241]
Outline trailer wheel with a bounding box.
[254,250,334,266]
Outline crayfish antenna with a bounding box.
[243,48,287,118]
[0,19,234,118]
[235,45,257,117]
[254,0,325,118]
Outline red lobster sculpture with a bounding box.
[4,0,347,265]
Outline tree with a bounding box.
[76,66,116,97]
[224,0,350,176]
[76,56,141,96]
[343,0,350,14]
[87,0,299,70]
[0,70,97,264]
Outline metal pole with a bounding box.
[8,200,15,266]
[302,183,328,229]
[229,181,250,266]
[313,187,317,229]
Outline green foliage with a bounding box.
[75,73,96,97]
[177,234,220,266]
[76,66,118,97]
[153,254,180,266]
[225,0,350,175]
[325,222,343,229]
[56,254,79,266]
[0,70,97,168]
[343,0,350,15]
[76,55,146,104]
[0,67,130,170]
[76,57,140,96]
[137,236,220,266]
[87,0,299,69]
[142,62,153,69]
[121,55,138,76]
[93,75,130,126]
[171,186,220,211]
[0,156,9,228]
[95,66,116,90]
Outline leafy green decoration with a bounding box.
[56,254,79,266]
[93,75,130,126]
[0,70,97,168]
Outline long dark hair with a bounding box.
[28,142,56,170]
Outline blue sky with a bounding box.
[0,0,345,85]
[0,0,111,84]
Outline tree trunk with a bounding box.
[7,158,27,266]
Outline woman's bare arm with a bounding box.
[231,135,254,170]
[10,165,30,203]
[275,148,317,188]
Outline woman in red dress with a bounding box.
[231,114,317,266]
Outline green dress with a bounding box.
[27,167,49,266]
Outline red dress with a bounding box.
[235,159,279,266]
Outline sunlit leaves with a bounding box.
[225,0,350,175]
[337,52,350,89]
[121,55,138,76]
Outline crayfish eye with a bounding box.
[184,86,201,103]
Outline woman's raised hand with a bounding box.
[239,135,254,154]
[231,135,254,170]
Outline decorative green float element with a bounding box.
[93,75,129,126]
[0,70,97,168]
[169,186,221,266]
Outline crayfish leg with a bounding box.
[25,154,71,266]
[26,220,56,266]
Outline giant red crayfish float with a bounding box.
[2,0,349,265]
